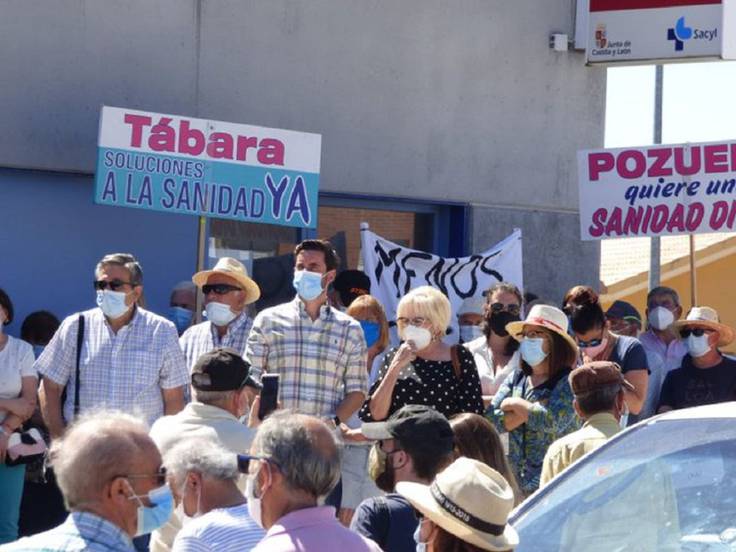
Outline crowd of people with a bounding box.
[1,237,735,552]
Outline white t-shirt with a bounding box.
[0,336,36,424]
[464,336,520,397]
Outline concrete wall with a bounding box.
[0,1,604,303]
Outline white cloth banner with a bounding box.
[360,227,523,345]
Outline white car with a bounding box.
[509,403,736,552]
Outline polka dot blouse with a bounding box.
[359,345,484,421]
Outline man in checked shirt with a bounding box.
[38,253,188,438]
[245,239,368,427]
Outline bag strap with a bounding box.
[74,315,85,417]
[450,345,462,380]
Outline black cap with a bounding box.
[605,300,642,326]
[361,405,454,456]
[191,348,260,391]
[333,270,371,308]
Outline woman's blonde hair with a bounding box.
[397,286,451,337]
[347,295,390,352]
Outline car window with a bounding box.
[511,419,736,552]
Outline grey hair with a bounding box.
[647,286,680,307]
[50,411,151,509]
[96,253,143,285]
[251,411,341,498]
[172,281,196,293]
[192,388,237,407]
[164,437,239,487]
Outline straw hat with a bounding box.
[506,304,578,356]
[396,457,519,552]
[673,306,735,347]
[192,257,261,305]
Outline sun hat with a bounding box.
[673,306,735,347]
[569,360,634,397]
[505,304,578,356]
[396,457,519,552]
[192,257,261,305]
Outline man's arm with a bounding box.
[40,378,66,440]
[335,391,365,423]
[162,386,185,415]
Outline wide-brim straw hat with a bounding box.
[506,304,578,357]
[192,257,261,305]
[396,457,519,552]
[673,306,735,347]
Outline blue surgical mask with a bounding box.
[168,306,193,335]
[520,337,548,367]
[32,345,45,359]
[459,324,483,343]
[293,270,324,301]
[127,483,174,537]
[360,321,381,348]
[96,290,130,320]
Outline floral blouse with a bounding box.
[359,345,484,421]
[487,367,580,494]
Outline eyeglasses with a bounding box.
[119,467,167,486]
[396,316,427,327]
[681,328,708,338]
[577,336,604,348]
[236,454,281,474]
[93,279,135,291]
[489,303,521,316]
[202,284,242,295]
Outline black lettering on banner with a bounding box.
[449,255,483,299]
[400,252,433,294]
[373,240,403,298]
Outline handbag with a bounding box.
[5,427,47,466]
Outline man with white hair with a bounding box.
[3,411,173,551]
[244,411,381,552]
[164,437,264,552]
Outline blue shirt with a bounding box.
[350,494,417,552]
[171,503,264,552]
[2,512,135,552]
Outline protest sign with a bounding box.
[361,227,523,345]
[578,140,736,240]
[94,106,321,228]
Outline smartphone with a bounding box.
[258,374,279,420]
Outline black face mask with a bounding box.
[489,311,520,337]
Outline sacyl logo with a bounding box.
[667,16,717,52]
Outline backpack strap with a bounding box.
[74,315,85,418]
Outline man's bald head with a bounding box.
[250,411,340,498]
[50,411,158,509]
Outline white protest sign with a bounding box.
[360,227,523,345]
[578,140,736,240]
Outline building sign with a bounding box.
[586,0,734,65]
[94,106,321,228]
[578,140,736,240]
[361,227,523,345]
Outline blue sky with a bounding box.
[605,61,736,147]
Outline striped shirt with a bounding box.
[245,298,368,418]
[171,504,264,552]
[179,311,253,373]
[2,511,135,552]
[35,307,188,426]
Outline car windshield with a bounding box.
[511,418,736,552]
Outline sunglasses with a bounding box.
[681,328,708,338]
[202,284,242,295]
[122,467,167,486]
[489,303,521,316]
[577,336,604,348]
[396,316,428,327]
[236,454,281,474]
[93,279,135,291]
